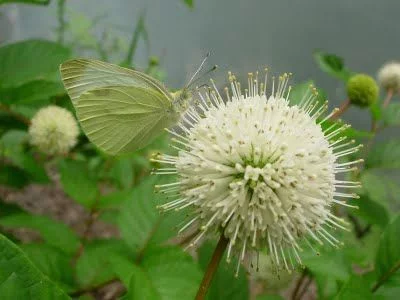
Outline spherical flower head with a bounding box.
[377,61,400,92]
[29,105,79,155]
[346,74,379,108]
[154,71,361,275]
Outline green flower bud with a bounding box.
[346,74,379,108]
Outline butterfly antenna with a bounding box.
[186,52,211,88]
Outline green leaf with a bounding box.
[198,242,249,300]
[366,140,400,169]
[0,234,70,299]
[0,40,70,89]
[374,215,400,291]
[1,129,50,183]
[361,169,400,211]
[0,212,80,255]
[22,243,75,291]
[313,51,352,81]
[353,194,389,228]
[141,246,202,300]
[107,156,134,189]
[182,0,193,8]
[97,189,134,210]
[382,103,400,127]
[0,164,30,188]
[59,159,98,209]
[335,275,373,300]
[75,239,133,288]
[0,80,64,105]
[117,176,185,252]
[289,80,326,106]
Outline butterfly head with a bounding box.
[171,89,192,113]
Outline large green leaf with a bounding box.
[0,212,80,255]
[59,159,98,209]
[0,0,49,5]
[0,80,64,106]
[382,103,400,127]
[0,40,70,89]
[313,51,352,81]
[75,239,133,288]
[0,164,30,188]
[335,275,373,300]
[0,234,70,299]
[366,140,400,169]
[198,242,249,300]
[353,194,389,228]
[361,169,400,212]
[117,176,185,253]
[141,246,202,300]
[21,243,75,291]
[125,264,161,300]
[374,215,400,291]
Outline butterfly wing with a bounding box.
[59,58,172,103]
[76,85,178,155]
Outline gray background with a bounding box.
[1,0,399,132]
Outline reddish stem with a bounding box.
[330,99,351,121]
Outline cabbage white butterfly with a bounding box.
[60,56,210,155]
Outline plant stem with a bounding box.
[195,234,229,300]
[371,261,400,293]
[330,99,351,121]
[296,276,313,300]
[0,104,31,126]
[383,89,394,108]
[291,269,307,300]
[57,0,66,44]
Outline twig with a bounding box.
[371,260,400,292]
[296,276,313,300]
[330,99,351,121]
[291,270,307,300]
[383,89,394,108]
[0,104,31,126]
[195,234,229,300]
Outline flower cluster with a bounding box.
[152,71,361,275]
[29,105,79,155]
[377,61,400,92]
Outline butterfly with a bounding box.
[59,55,211,155]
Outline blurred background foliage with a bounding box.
[0,0,399,299]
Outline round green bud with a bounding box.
[148,56,160,67]
[346,74,379,108]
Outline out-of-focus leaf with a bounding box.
[0,0,49,4]
[117,176,185,253]
[97,189,133,210]
[59,159,98,209]
[125,264,160,300]
[0,80,64,105]
[320,120,372,141]
[289,80,326,106]
[141,246,202,300]
[0,234,70,299]
[366,140,400,169]
[107,156,134,189]
[22,243,75,291]
[1,129,50,183]
[374,215,400,291]
[370,102,382,121]
[335,275,373,300]
[0,201,24,218]
[353,194,389,228]
[182,0,194,8]
[313,51,352,81]
[0,164,30,188]
[382,103,400,127]
[75,239,133,288]
[0,40,70,89]
[198,242,249,300]
[0,212,80,255]
[361,169,400,212]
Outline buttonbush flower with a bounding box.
[152,71,361,275]
[29,105,79,155]
[377,61,400,92]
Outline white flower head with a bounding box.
[377,61,400,91]
[29,105,79,155]
[153,71,362,275]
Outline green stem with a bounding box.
[195,234,229,300]
[371,260,400,293]
[57,0,66,44]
